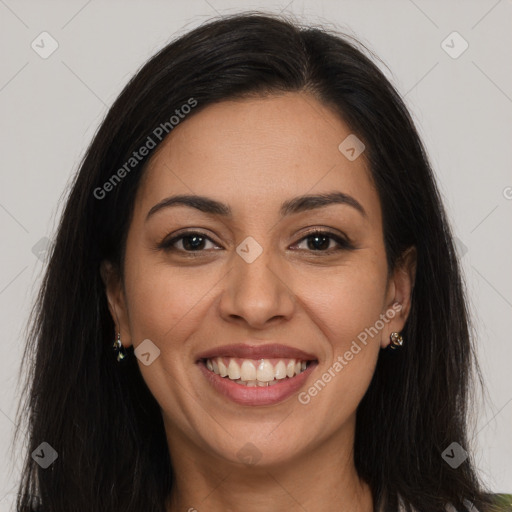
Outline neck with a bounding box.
[164,420,374,512]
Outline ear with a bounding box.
[380,246,417,349]
[100,260,132,348]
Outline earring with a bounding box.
[389,331,404,350]
[112,331,127,362]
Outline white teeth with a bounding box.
[205,357,311,385]
[275,360,287,379]
[240,360,257,381]
[286,360,295,378]
[256,359,275,382]
[228,359,241,380]
[218,359,228,377]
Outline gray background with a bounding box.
[1,0,511,508]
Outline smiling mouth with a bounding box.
[202,357,314,387]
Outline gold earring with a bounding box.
[112,331,127,362]
[389,332,404,349]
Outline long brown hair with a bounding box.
[15,12,495,511]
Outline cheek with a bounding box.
[123,250,220,343]
[293,259,388,355]
[291,262,386,425]
[266,257,388,446]
[122,253,222,432]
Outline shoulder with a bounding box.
[490,494,512,511]
[398,493,512,511]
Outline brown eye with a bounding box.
[158,231,220,252]
[292,230,353,252]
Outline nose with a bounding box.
[218,245,296,329]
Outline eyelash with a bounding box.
[157,229,354,255]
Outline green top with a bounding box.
[397,494,512,511]
[492,494,512,511]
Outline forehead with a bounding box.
[135,92,380,222]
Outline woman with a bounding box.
[14,11,510,512]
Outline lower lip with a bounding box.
[198,361,317,406]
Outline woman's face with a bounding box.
[105,92,415,468]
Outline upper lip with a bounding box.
[196,343,317,362]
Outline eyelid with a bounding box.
[157,227,354,254]
[291,228,354,251]
[157,229,221,251]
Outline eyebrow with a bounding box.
[146,191,367,221]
